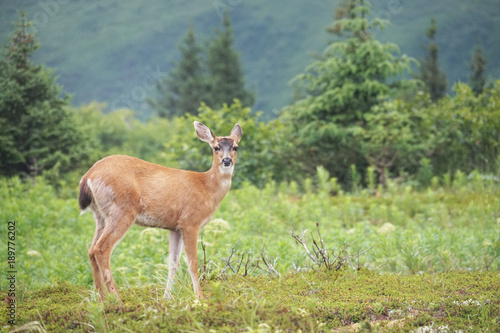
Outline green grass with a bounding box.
[1,175,499,289]
[1,174,499,331]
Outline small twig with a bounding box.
[330,241,355,267]
[248,257,259,275]
[259,237,281,277]
[290,221,376,271]
[72,322,95,330]
[311,234,330,269]
[201,238,207,275]
[235,251,245,274]
[316,222,326,252]
[216,253,234,274]
[290,225,318,264]
[216,241,241,277]
[239,250,253,276]
[343,244,376,261]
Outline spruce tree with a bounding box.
[206,11,255,108]
[284,0,415,181]
[418,17,447,102]
[0,11,92,177]
[148,25,207,118]
[469,44,487,96]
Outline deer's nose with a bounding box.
[221,158,232,167]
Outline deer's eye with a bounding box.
[233,146,238,152]
[214,147,221,152]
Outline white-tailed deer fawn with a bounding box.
[79,121,242,299]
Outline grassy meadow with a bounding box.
[1,171,499,331]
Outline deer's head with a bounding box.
[194,121,242,173]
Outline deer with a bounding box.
[78,121,242,300]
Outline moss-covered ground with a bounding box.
[3,268,499,332]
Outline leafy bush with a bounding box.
[74,102,173,163]
[429,81,500,175]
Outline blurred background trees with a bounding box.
[417,17,448,103]
[148,11,254,118]
[205,12,255,110]
[1,2,499,191]
[147,26,207,118]
[469,44,487,96]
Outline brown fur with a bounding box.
[79,122,242,300]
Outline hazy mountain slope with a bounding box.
[1,0,499,118]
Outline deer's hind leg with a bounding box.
[88,211,106,295]
[90,209,137,299]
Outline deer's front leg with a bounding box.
[164,229,183,299]
[182,226,203,299]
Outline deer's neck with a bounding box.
[202,162,234,204]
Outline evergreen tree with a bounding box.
[418,17,447,102]
[469,44,487,96]
[206,11,255,108]
[149,14,254,118]
[328,0,363,37]
[148,25,207,118]
[284,0,416,181]
[0,11,93,177]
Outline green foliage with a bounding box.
[310,81,500,187]
[68,100,294,188]
[416,158,433,188]
[417,17,448,102]
[0,12,95,178]
[74,102,173,162]
[361,99,434,185]
[365,165,376,191]
[427,82,500,175]
[283,0,417,184]
[349,164,361,193]
[469,44,487,96]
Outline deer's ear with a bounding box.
[194,121,215,144]
[230,123,242,143]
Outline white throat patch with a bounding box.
[220,165,234,175]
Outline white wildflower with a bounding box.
[27,250,42,257]
[377,222,396,234]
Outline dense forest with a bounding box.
[1,0,499,187]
